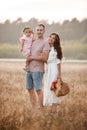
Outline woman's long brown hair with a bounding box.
[50,33,63,60]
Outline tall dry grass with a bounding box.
[0,62,87,130]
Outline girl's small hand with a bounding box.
[21,48,23,52]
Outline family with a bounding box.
[20,24,63,113]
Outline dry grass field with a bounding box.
[0,61,87,130]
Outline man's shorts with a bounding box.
[26,71,44,90]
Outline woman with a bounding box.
[43,33,63,112]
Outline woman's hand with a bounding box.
[57,76,62,82]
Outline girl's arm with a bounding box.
[20,39,25,52]
[31,32,35,42]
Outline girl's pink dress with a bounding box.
[20,35,32,57]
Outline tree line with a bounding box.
[0,17,87,44]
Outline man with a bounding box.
[26,24,50,109]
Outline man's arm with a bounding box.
[29,51,49,62]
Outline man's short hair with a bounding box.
[38,24,45,29]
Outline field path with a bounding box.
[0,58,87,63]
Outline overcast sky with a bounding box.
[0,0,87,23]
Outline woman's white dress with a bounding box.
[43,47,61,106]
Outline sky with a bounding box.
[0,0,87,24]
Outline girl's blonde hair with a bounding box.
[22,27,33,33]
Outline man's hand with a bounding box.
[27,55,33,62]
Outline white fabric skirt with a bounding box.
[43,63,61,106]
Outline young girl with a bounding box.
[20,27,34,70]
[43,33,63,113]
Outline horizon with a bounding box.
[0,17,87,24]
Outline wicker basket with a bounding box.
[50,80,70,97]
